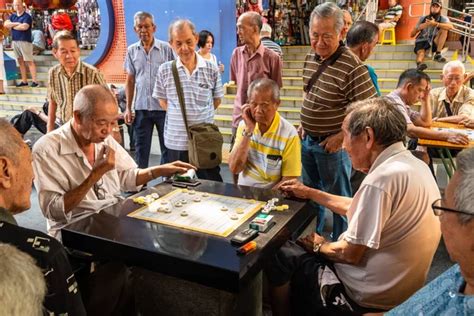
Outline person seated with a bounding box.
[267,98,441,315]
[228,78,301,189]
[10,101,60,139]
[387,148,474,315]
[410,0,454,70]
[430,60,474,124]
[32,85,195,239]
[378,0,403,43]
[31,27,45,55]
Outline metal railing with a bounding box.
[355,0,379,23]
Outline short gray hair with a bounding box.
[73,84,116,119]
[443,60,465,75]
[260,23,272,36]
[454,148,474,224]
[134,11,155,26]
[346,97,407,147]
[310,2,345,34]
[346,21,379,47]
[247,78,280,103]
[0,243,46,316]
[240,12,263,32]
[168,19,197,41]
[0,118,24,165]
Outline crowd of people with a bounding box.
[0,1,473,315]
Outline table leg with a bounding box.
[445,149,457,171]
[437,149,453,179]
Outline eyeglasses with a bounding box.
[93,178,106,200]
[431,198,472,216]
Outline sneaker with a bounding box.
[16,81,28,87]
[417,63,428,71]
[434,53,446,63]
[30,82,40,87]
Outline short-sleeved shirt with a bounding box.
[334,142,441,310]
[430,85,474,118]
[31,29,45,49]
[235,112,301,188]
[32,122,141,239]
[9,12,32,42]
[415,15,450,43]
[230,43,282,127]
[301,48,377,136]
[124,38,174,111]
[153,53,224,151]
[387,264,474,316]
[0,208,86,315]
[261,37,283,56]
[386,90,420,124]
[383,4,403,23]
[48,61,106,124]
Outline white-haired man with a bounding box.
[260,23,283,56]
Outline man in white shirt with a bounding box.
[33,85,194,239]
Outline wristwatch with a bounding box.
[313,242,323,254]
[242,129,253,138]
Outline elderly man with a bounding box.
[229,78,301,189]
[124,11,174,167]
[230,12,282,146]
[260,23,283,56]
[387,69,469,145]
[300,2,377,240]
[388,148,474,315]
[378,0,403,43]
[268,98,441,315]
[154,19,224,181]
[431,60,474,123]
[47,30,106,132]
[33,85,194,239]
[4,0,38,87]
[341,9,353,41]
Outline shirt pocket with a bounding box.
[264,154,282,176]
[193,83,212,107]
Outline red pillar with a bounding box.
[396,0,429,41]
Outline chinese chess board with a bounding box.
[128,189,266,237]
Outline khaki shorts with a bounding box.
[12,41,34,62]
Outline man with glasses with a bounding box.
[228,78,301,189]
[388,148,474,315]
[33,85,194,239]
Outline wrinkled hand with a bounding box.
[276,179,311,199]
[320,133,343,153]
[461,117,474,128]
[158,161,196,177]
[446,132,470,145]
[296,232,326,254]
[242,104,256,132]
[124,109,135,125]
[297,125,305,140]
[421,83,431,104]
[93,145,116,176]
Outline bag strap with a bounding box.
[304,44,346,94]
[442,100,453,116]
[171,60,192,139]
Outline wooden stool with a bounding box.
[381,27,396,46]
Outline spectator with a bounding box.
[31,27,45,55]
[260,23,283,56]
[270,98,441,315]
[197,29,224,72]
[111,84,135,151]
[387,148,474,315]
[124,11,174,167]
[300,2,377,240]
[153,19,223,181]
[410,0,453,70]
[33,85,195,239]
[4,0,39,87]
[341,9,353,41]
[10,101,59,137]
[229,78,301,189]
[378,0,403,43]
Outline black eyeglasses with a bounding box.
[93,178,106,200]
[431,198,472,216]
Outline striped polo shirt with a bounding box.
[301,48,377,136]
[153,53,224,151]
[235,112,301,189]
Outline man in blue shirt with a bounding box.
[124,11,174,167]
[5,0,38,87]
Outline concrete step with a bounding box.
[6,86,47,95]
[0,99,44,112]
[365,59,447,70]
[374,69,442,79]
[282,68,303,77]
[281,45,311,54]
[214,114,299,130]
[377,78,442,90]
[0,93,46,104]
[280,44,416,56]
[284,50,425,61]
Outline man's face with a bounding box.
[430,4,442,15]
[342,12,353,38]
[53,39,80,70]
[342,114,372,173]
[388,0,397,7]
[12,0,24,14]
[442,67,465,97]
[237,15,256,45]
[360,35,379,61]
[248,89,279,126]
[405,79,428,105]
[8,145,34,214]
[170,25,198,65]
[75,101,119,144]
[134,17,156,44]
[310,17,342,59]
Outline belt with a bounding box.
[307,133,333,142]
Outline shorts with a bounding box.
[414,40,437,54]
[13,41,34,62]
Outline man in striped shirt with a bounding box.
[378,0,403,42]
[301,3,377,240]
[229,78,301,189]
[260,23,283,57]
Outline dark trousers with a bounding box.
[12,110,47,135]
[167,148,223,182]
[134,110,167,168]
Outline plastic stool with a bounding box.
[381,27,396,46]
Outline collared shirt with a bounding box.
[301,48,377,136]
[430,85,474,118]
[261,37,283,56]
[386,90,420,124]
[235,112,301,189]
[124,38,174,111]
[387,264,474,316]
[334,142,441,310]
[0,208,86,315]
[32,122,140,239]
[230,43,282,127]
[153,53,224,151]
[48,61,106,124]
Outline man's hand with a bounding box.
[297,125,305,140]
[446,132,469,145]
[276,179,311,199]
[242,104,256,132]
[296,232,326,254]
[157,161,196,178]
[124,109,135,125]
[421,83,431,104]
[93,146,116,176]
[461,117,474,128]
[320,132,343,153]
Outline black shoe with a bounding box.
[30,82,40,87]
[16,81,28,87]
[417,63,428,71]
[434,53,446,63]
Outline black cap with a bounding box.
[431,0,442,7]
